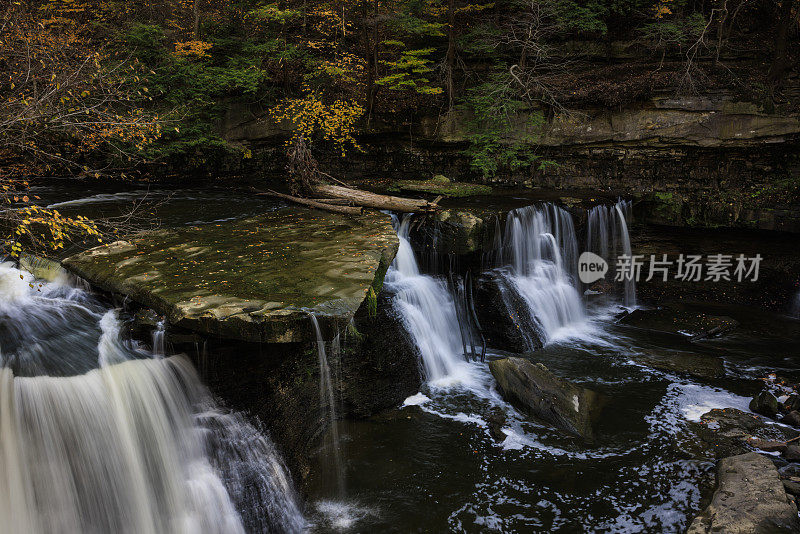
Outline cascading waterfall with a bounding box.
[152,318,166,357]
[497,204,587,344]
[386,217,475,386]
[0,262,305,534]
[390,201,637,364]
[586,199,636,306]
[309,314,345,497]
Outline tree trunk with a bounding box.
[362,0,375,119]
[311,183,439,213]
[309,198,358,205]
[446,0,456,111]
[373,0,379,74]
[302,0,307,35]
[193,0,200,38]
[714,0,728,66]
[768,0,796,82]
[255,189,364,215]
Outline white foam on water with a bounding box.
[314,499,378,532]
[402,392,431,406]
[418,406,488,427]
[47,191,151,208]
[0,261,35,303]
[671,382,751,422]
[97,310,129,367]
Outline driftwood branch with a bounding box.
[311,183,439,213]
[254,189,364,216]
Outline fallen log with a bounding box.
[255,189,363,216]
[308,198,356,206]
[311,183,439,213]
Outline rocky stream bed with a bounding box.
[5,182,800,533]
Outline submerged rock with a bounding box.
[488,357,604,441]
[632,349,725,380]
[617,307,739,339]
[486,408,508,443]
[63,209,398,343]
[687,452,799,534]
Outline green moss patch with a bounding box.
[391,179,493,197]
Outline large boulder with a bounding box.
[63,209,398,343]
[488,357,605,441]
[340,289,423,418]
[475,272,544,352]
[687,452,800,534]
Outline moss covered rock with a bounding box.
[63,208,398,343]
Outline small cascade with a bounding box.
[0,262,306,534]
[386,217,475,386]
[586,199,636,306]
[152,319,166,357]
[449,271,486,362]
[198,403,306,533]
[497,204,586,344]
[309,314,345,497]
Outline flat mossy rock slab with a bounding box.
[63,209,398,343]
[391,180,492,197]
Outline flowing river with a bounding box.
[4,183,800,533]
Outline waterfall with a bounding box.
[586,199,636,306]
[152,319,166,357]
[389,201,636,360]
[386,217,475,386]
[0,262,305,534]
[482,215,504,269]
[496,204,586,344]
[309,314,345,497]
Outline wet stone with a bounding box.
[63,209,399,343]
[691,408,799,459]
[750,389,781,418]
[784,445,800,462]
[783,480,800,496]
[488,357,605,442]
[783,410,800,428]
[747,438,789,453]
[687,452,800,534]
[632,349,725,380]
